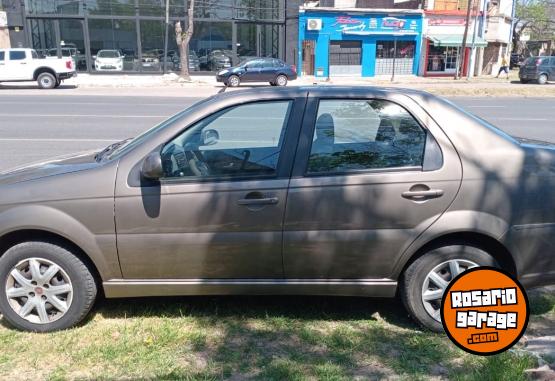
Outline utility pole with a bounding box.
[391,38,397,82]
[467,0,481,79]
[456,0,474,79]
[163,0,169,74]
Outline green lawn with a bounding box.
[0,288,553,381]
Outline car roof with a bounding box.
[213,85,433,101]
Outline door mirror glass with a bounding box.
[201,129,219,146]
[141,151,164,180]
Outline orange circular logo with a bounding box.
[441,267,529,356]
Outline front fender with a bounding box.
[0,204,120,280]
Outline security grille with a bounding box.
[375,40,415,75]
[329,40,362,76]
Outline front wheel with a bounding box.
[37,72,57,89]
[400,245,497,332]
[275,75,288,86]
[227,75,240,87]
[538,74,548,85]
[0,242,97,332]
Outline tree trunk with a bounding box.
[175,0,195,80]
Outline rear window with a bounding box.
[9,51,26,60]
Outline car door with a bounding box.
[283,92,463,280]
[115,96,306,279]
[259,59,278,81]
[243,60,262,82]
[5,50,32,80]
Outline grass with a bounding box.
[0,289,552,381]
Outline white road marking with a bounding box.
[0,138,119,142]
[0,114,166,118]
[488,117,549,121]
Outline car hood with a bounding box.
[0,151,100,186]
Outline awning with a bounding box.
[428,34,487,47]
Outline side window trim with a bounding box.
[298,97,441,177]
[155,98,303,184]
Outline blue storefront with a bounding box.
[298,9,423,78]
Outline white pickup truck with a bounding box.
[0,48,77,89]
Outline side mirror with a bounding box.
[201,129,220,146]
[141,151,164,180]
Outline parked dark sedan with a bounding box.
[216,58,297,87]
[519,56,555,84]
[0,87,554,333]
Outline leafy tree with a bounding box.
[513,0,555,51]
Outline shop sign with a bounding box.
[331,15,419,33]
[429,17,466,26]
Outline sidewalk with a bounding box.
[2,71,554,97]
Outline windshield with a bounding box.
[106,96,218,160]
[98,51,119,58]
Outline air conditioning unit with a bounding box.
[307,19,322,31]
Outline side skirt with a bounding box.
[103,279,398,298]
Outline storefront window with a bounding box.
[190,21,233,70]
[234,0,283,21]
[195,0,233,19]
[86,0,136,16]
[25,0,82,15]
[138,0,164,17]
[89,19,139,71]
[140,20,164,72]
[427,45,458,73]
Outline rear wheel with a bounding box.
[400,245,497,332]
[0,242,97,332]
[227,75,240,87]
[538,74,548,85]
[37,72,57,89]
[275,75,288,87]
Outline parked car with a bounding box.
[94,50,124,72]
[216,58,297,87]
[510,53,525,69]
[1,87,554,333]
[0,48,76,89]
[519,56,554,84]
[164,50,200,72]
[141,51,161,71]
[200,50,231,71]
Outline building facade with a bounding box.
[298,7,424,77]
[481,0,514,75]
[1,0,287,73]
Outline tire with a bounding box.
[37,72,57,89]
[400,245,497,332]
[0,241,97,332]
[538,74,548,85]
[227,75,240,87]
[275,74,288,86]
[520,78,529,84]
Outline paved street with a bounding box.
[0,94,553,171]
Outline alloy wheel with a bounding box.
[421,259,478,322]
[40,76,53,88]
[5,257,73,324]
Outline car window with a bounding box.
[161,101,292,180]
[9,51,26,60]
[31,50,38,59]
[307,99,427,174]
[0,51,4,61]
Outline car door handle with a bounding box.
[20,62,27,65]
[402,189,444,200]
[237,197,279,206]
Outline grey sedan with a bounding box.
[0,87,554,332]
